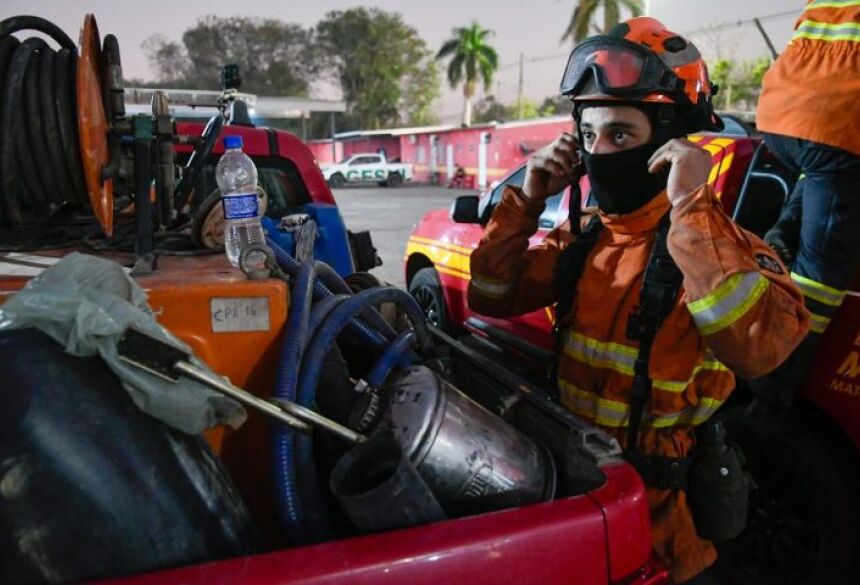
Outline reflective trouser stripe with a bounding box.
[793,19,860,42]
[687,272,770,335]
[469,275,513,298]
[791,272,846,307]
[559,381,724,428]
[562,331,728,393]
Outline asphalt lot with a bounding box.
[331,183,479,288]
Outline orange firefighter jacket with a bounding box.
[468,184,809,582]
[757,0,860,155]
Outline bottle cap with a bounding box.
[223,135,243,149]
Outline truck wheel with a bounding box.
[387,172,403,188]
[408,267,450,332]
[328,173,345,189]
[714,406,860,585]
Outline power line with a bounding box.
[496,8,802,70]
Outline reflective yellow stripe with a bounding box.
[688,272,770,335]
[559,381,724,428]
[810,312,832,334]
[793,19,860,42]
[808,0,860,8]
[791,272,846,307]
[562,331,729,393]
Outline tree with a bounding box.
[142,16,317,95]
[315,8,438,130]
[710,56,771,111]
[436,22,499,127]
[538,94,574,117]
[472,95,509,123]
[403,59,441,126]
[560,0,644,45]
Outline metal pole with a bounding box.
[173,360,366,444]
[301,111,308,142]
[330,111,337,164]
[517,52,524,119]
[753,17,779,60]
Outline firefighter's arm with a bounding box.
[668,184,810,378]
[468,186,572,317]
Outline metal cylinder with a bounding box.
[386,366,555,516]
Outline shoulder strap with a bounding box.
[625,212,683,450]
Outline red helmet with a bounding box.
[560,17,723,133]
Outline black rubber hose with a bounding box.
[0,35,20,224]
[39,46,75,205]
[0,16,76,51]
[24,41,61,206]
[1,37,45,224]
[53,48,88,208]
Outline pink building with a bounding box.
[307,117,571,188]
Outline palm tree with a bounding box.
[560,0,644,45]
[436,23,498,127]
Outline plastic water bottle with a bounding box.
[216,135,265,266]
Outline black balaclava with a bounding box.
[577,102,685,215]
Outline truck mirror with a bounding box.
[451,195,480,224]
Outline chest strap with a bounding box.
[625,212,683,450]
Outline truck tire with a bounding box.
[387,172,403,188]
[714,405,860,585]
[328,173,345,189]
[408,267,450,332]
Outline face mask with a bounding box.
[581,142,668,215]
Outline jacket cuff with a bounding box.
[502,185,546,219]
[669,183,715,221]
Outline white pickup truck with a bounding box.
[321,153,413,188]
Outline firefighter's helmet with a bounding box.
[560,17,723,133]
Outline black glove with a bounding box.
[763,218,800,267]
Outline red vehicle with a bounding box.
[405,133,860,584]
[1,15,667,585]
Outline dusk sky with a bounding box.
[3,0,805,123]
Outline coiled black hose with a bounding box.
[0,16,87,229]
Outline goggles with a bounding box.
[560,37,687,102]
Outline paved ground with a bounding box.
[331,184,478,288]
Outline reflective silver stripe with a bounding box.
[808,0,860,8]
[559,381,724,428]
[469,276,513,298]
[563,331,636,375]
[687,272,769,335]
[810,312,832,334]
[793,19,860,42]
[563,332,730,393]
[791,272,846,307]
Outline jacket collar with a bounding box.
[598,190,670,236]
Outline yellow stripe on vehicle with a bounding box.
[408,235,474,256]
[791,272,846,307]
[406,242,471,276]
[687,272,770,335]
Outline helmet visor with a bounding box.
[560,37,683,100]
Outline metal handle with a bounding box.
[173,360,366,443]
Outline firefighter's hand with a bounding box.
[648,138,712,207]
[523,133,581,202]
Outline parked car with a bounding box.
[405,134,860,585]
[321,152,413,188]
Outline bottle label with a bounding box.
[222,192,259,220]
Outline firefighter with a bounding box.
[752,0,860,410]
[467,17,810,584]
